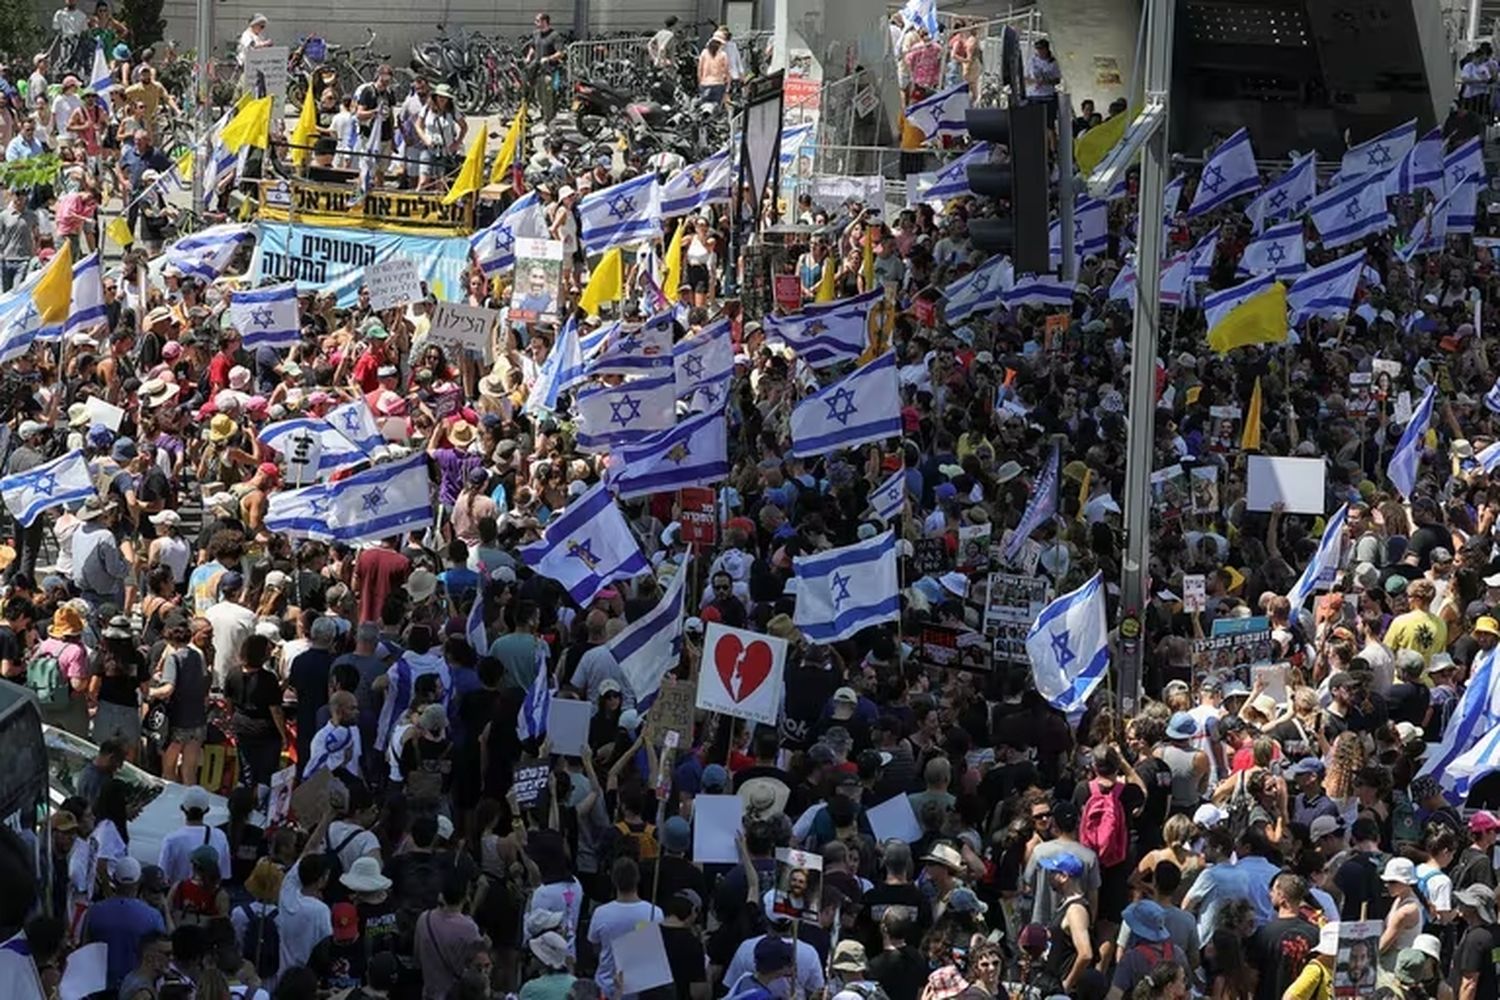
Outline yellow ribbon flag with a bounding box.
[488,102,526,185]
[442,129,488,206]
[289,77,318,168]
[1073,108,1131,175]
[815,257,836,302]
[1241,376,1263,451]
[579,247,623,316]
[1207,282,1288,354]
[32,241,73,326]
[105,216,134,248]
[661,218,686,304]
[219,95,273,152]
[1076,467,1092,521]
[861,228,875,289]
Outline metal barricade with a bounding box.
[566,36,654,87]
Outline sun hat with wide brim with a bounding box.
[339,855,393,893]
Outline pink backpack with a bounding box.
[1080,779,1129,868]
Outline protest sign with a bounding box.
[912,537,951,575]
[513,763,551,807]
[1206,406,1241,452]
[427,302,499,360]
[1334,921,1381,998]
[696,622,788,725]
[1190,466,1219,514]
[267,765,295,825]
[1246,456,1325,514]
[773,848,823,923]
[985,573,1052,664]
[995,529,1041,577]
[644,677,695,747]
[678,487,717,546]
[615,924,674,994]
[546,699,592,756]
[867,794,923,845]
[510,238,565,323]
[289,767,331,828]
[255,223,471,307]
[1182,574,1206,612]
[1150,464,1189,520]
[912,295,937,328]
[1191,627,1274,688]
[1212,614,1270,637]
[84,396,126,432]
[774,273,802,312]
[957,524,992,573]
[1394,390,1413,424]
[243,46,290,108]
[59,942,107,1000]
[810,175,885,211]
[1252,663,1289,706]
[364,255,422,311]
[912,624,990,672]
[692,794,744,864]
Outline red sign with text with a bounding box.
[679,487,717,546]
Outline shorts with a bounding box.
[93,701,141,745]
[169,725,206,745]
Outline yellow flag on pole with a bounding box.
[1241,376,1263,451]
[1073,108,1131,175]
[488,102,526,185]
[32,241,73,326]
[579,248,623,316]
[442,129,487,206]
[861,228,875,288]
[815,257,836,302]
[661,219,687,304]
[1207,283,1287,354]
[105,216,134,248]
[289,77,318,168]
[219,95,273,152]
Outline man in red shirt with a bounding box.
[351,323,391,393]
[354,536,410,624]
[207,327,242,392]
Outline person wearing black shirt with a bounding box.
[859,842,932,953]
[866,913,928,1000]
[0,595,35,680]
[638,891,709,1000]
[223,634,287,789]
[1452,884,1500,1000]
[525,12,564,122]
[1248,873,1319,1000]
[1334,817,1390,922]
[640,817,709,908]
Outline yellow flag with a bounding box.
[1207,283,1288,354]
[1076,467,1092,521]
[861,228,875,289]
[32,241,73,326]
[219,95,273,152]
[289,77,318,168]
[488,102,526,185]
[815,257,836,302]
[442,129,488,206]
[579,248,623,316]
[661,219,686,304]
[105,216,134,248]
[1073,109,1131,175]
[1241,376,1263,451]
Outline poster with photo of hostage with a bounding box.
[1333,920,1381,997]
[773,848,823,924]
[1190,628,1274,690]
[509,237,565,324]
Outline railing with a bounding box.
[566,35,655,86]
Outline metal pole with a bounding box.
[1468,0,1482,43]
[1117,0,1175,711]
[191,0,214,210]
[1058,89,1075,282]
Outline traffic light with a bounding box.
[964,103,1051,274]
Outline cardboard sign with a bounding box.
[510,237,565,323]
[995,529,1042,577]
[545,698,592,756]
[692,794,744,864]
[267,765,295,826]
[1246,455,1326,514]
[854,86,881,118]
[913,624,990,672]
[1394,390,1413,425]
[1182,574,1206,612]
[243,45,290,108]
[1191,628,1274,688]
[282,424,324,487]
[427,302,499,360]
[695,622,789,725]
[678,486,717,546]
[774,273,802,312]
[1252,663,1289,706]
[84,395,126,432]
[1190,465,1219,515]
[644,677,695,747]
[985,573,1052,664]
[866,793,923,844]
[912,537,951,575]
[773,847,824,924]
[956,524,991,573]
[364,256,422,311]
[615,923,674,994]
[512,763,551,807]
[1334,921,1382,998]
[288,767,331,828]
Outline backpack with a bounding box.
[1391,790,1422,846]
[1224,771,1255,843]
[25,646,68,710]
[324,827,364,880]
[1415,867,1444,917]
[1079,779,1128,868]
[404,743,452,803]
[613,820,659,862]
[237,903,280,979]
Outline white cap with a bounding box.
[436,815,454,841]
[114,856,143,883]
[1193,803,1227,828]
[182,786,212,813]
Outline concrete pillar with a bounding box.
[1035,0,1141,113]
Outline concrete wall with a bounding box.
[1036,0,1139,114]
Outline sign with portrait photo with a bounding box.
[1333,920,1381,998]
[772,848,823,924]
[509,238,565,323]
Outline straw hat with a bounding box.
[49,605,85,638]
[208,413,237,442]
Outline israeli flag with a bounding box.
[780,124,815,168]
[924,142,994,202]
[1159,253,1192,307]
[1163,173,1187,220]
[586,312,674,377]
[466,589,486,654]
[1398,187,1455,262]
[905,83,971,142]
[89,42,112,109]
[1245,152,1316,232]
[661,148,733,216]
[526,316,587,415]
[765,289,881,368]
[1049,197,1109,270]
[1340,118,1416,179]
[1308,173,1393,250]
[0,283,44,365]
[521,480,650,605]
[61,251,105,341]
[517,660,553,742]
[580,171,662,253]
[258,417,369,478]
[1419,646,1500,796]
[580,318,616,360]
[1187,231,1219,283]
[1384,127,1445,197]
[1187,128,1260,217]
[266,452,433,544]
[327,400,387,455]
[231,283,301,350]
[164,223,255,281]
[1450,177,1480,234]
[1004,442,1059,562]
[1108,263,1137,307]
[1287,249,1365,324]
[944,256,1013,323]
[264,482,333,539]
[867,466,906,523]
[1388,384,1436,499]
[1445,137,1486,192]
[374,648,452,750]
[1026,572,1110,721]
[674,316,733,401]
[1480,439,1500,473]
[472,191,544,276]
[573,373,677,453]
[1286,504,1348,613]
[1237,221,1306,278]
[790,351,902,459]
[0,450,95,527]
[1003,274,1075,310]
[901,0,939,36]
[792,529,901,643]
[606,409,729,499]
[612,557,689,702]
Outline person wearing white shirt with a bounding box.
[587,858,663,999]
[304,692,363,780]
[277,846,333,972]
[236,13,270,67]
[52,0,87,39]
[204,574,258,688]
[157,786,232,884]
[724,894,825,1000]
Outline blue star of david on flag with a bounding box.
[1050,629,1075,671]
[341,411,363,434]
[1201,165,1224,194]
[249,306,275,328]
[609,394,643,426]
[1367,143,1391,166]
[682,354,705,380]
[361,486,388,514]
[607,194,637,219]
[1269,189,1288,209]
[825,386,859,426]
[307,494,331,516]
[1266,243,1286,264]
[566,537,602,569]
[831,571,853,609]
[12,468,57,499]
[1344,200,1363,220]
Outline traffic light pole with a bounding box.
[1116,0,1176,711]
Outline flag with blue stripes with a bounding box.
[1481,440,1500,474]
[327,400,387,454]
[867,466,906,523]
[1187,231,1219,283]
[661,148,733,216]
[925,142,994,202]
[765,289,881,368]
[580,318,616,360]
[1160,253,1191,306]
[674,316,733,401]
[1383,127,1444,197]
[1003,274,1075,310]
[1163,173,1187,220]
[517,658,553,742]
[1049,197,1108,270]
[612,556,689,702]
[1286,504,1347,613]
[165,223,254,281]
[265,451,432,544]
[944,255,1013,323]
[257,417,370,478]
[0,930,44,1000]
[0,282,45,365]
[580,171,662,253]
[586,312,673,377]
[1236,221,1306,279]
[520,480,650,605]
[574,373,677,453]
[790,351,902,459]
[1444,719,1500,800]
[1341,118,1416,179]
[60,251,105,341]
[1445,136,1486,192]
[1449,176,1479,234]
[0,450,96,527]
[466,588,486,654]
[1287,249,1365,324]
[793,529,901,643]
[1188,128,1260,216]
[1419,645,1500,798]
[1308,173,1393,250]
[1004,442,1059,563]
[90,42,112,110]
[1387,384,1435,499]
[526,316,588,415]
[1108,263,1137,307]
[1398,187,1455,262]
[472,191,545,276]
[1245,152,1316,233]
[230,283,301,350]
[374,648,452,750]
[905,83,971,142]
[780,124,814,169]
[356,114,382,203]
[607,409,729,499]
[901,0,939,36]
[1026,571,1110,721]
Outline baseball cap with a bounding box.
[1309,816,1344,841]
[1470,810,1500,834]
[332,902,360,943]
[754,936,795,972]
[182,786,212,814]
[114,856,142,884]
[1038,852,1084,878]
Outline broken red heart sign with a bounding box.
[713,633,775,703]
